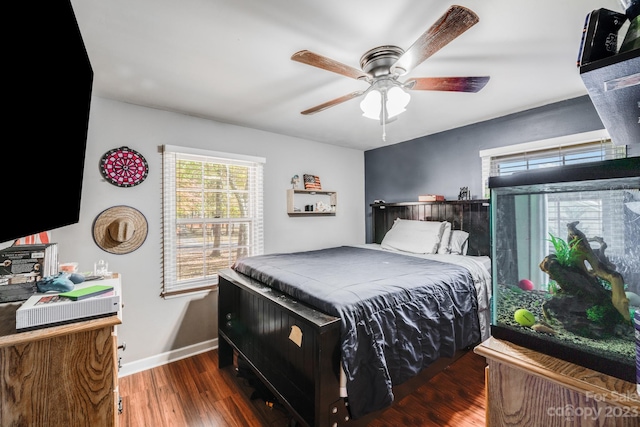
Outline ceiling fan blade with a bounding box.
[393,5,479,74]
[405,76,490,92]
[300,91,364,115]
[292,50,370,81]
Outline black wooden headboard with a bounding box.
[370,200,491,257]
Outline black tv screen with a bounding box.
[2,1,92,243]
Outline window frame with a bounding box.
[480,130,629,285]
[479,129,622,198]
[161,145,265,298]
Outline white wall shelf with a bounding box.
[287,189,337,216]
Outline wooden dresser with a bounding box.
[0,275,122,427]
[475,337,640,427]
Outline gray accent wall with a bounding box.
[364,95,638,243]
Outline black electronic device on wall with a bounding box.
[577,8,627,66]
[578,4,640,148]
[2,1,93,243]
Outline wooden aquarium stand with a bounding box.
[475,337,639,427]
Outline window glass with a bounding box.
[162,146,264,297]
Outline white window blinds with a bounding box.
[161,145,264,297]
[480,131,628,257]
[480,130,626,199]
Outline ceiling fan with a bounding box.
[291,5,490,139]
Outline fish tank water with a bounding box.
[489,157,640,382]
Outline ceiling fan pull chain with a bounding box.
[381,90,388,141]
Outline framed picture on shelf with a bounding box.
[303,174,322,190]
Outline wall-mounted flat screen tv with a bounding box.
[1,1,92,243]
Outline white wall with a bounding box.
[51,96,365,374]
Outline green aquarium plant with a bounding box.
[547,233,583,267]
[586,304,624,328]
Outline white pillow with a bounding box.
[437,222,452,254]
[381,219,446,254]
[449,230,469,255]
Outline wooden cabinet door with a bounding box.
[1,324,118,427]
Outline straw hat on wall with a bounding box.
[92,205,148,254]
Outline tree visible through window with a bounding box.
[162,145,264,297]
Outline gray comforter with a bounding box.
[233,246,480,419]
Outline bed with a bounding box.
[217,200,491,426]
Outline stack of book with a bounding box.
[418,194,445,202]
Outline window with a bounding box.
[480,130,626,198]
[480,130,628,259]
[161,145,264,297]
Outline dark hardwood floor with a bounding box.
[119,348,487,427]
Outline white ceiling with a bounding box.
[70,0,624,151]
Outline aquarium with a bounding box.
[489,157,640,382]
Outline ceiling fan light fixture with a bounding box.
[360,82,410,121]
[360,89,382,120]
[386,86,411,119]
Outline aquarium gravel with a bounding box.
[494,284,636,366]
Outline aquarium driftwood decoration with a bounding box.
[567,222,629,321]
[539,221,630,339]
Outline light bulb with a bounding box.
[386,86,410,119]
[360,89,381,120]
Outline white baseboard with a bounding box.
[118,338,218,378]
